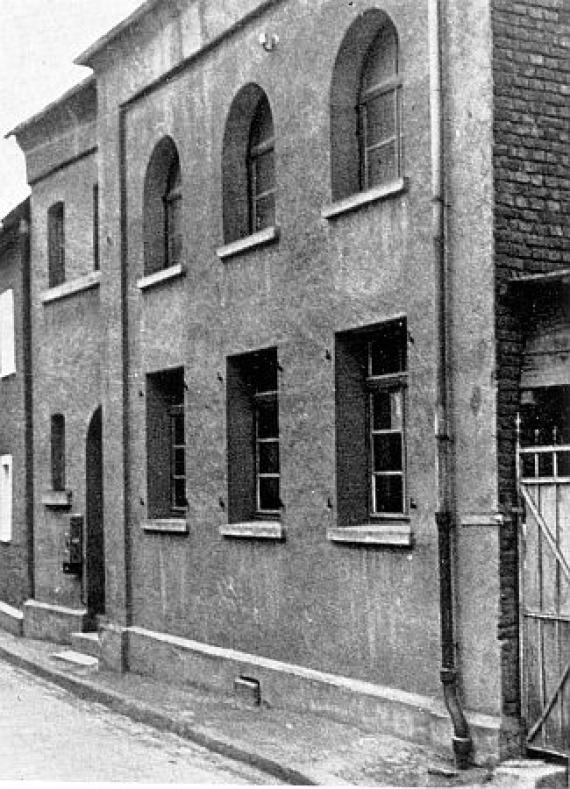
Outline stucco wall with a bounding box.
[91,0,501,715]
[0,212,30,607]
[29,152,100,607]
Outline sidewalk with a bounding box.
[0,629,565,787]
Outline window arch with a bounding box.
[222,85,276,243]
[143,137,183,275]
[330,10,402,201]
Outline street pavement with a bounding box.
[0,660,278,782]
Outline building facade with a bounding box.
[0,199,32,623]
[4,0,569,766]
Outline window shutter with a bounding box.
[0,455,12,543]
[0,289,15,377]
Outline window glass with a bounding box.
[248,96,275,234]
[48,202,65,288]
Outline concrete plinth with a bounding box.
[23,600,88,644]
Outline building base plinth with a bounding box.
[126,625,502,765]
[0,601,24,636]
[23,599,88,644]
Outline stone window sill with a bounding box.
[321,177,407,220]
[216,226,279,260]
[327,521,412,547]
[137,263,186,291]
[42,489,73,509]
[142,518,188,534]
[219,521,285,540]
[40,271,101,304]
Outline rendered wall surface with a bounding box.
[27,138,100,608]
[88,0,502,718]
[0,205,30,607]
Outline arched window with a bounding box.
[143,137,183,275]
[51,413,65,491]
[222,85,276,244]
[330,11,402,202]
[247,96,275,234]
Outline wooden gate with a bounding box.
[518,413,570,759]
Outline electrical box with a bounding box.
[63,514,83,575]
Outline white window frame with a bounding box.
[0,289,15,378]
[0,454,13,543]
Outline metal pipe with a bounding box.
[428,0,472,769]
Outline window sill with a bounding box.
[327,522,412,547]
[136,263,186,291]
[321,177,407,220]
[216,226,280,260]
[142,518,188,534]
[40,271,101,304]
[42,489,72,509]
[219,521,285,540]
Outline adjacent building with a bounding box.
[2,0,568,767]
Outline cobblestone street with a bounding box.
[0,661,278,783]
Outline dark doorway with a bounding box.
[86,407,105,618]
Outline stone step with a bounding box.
[70,630,100,658]
[51,649,98,673]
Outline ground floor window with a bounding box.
[146,367,186,518]
[335,319,408,526]
[227,347,280,522]
[519,385,570,481]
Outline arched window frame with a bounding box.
[247,96,276,235]
[221,85,277,247]
[164,158,183,269]
[329,10,403,205]
[357,24,402,191]
[143,138,183,276]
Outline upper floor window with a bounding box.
[47,201,65,287]
[143,137,183,276]
[222,84,276,244]
[248,96,275,234]
[51,413,66,492]
[0,289,15,378]
[330,10,402,202]
[0,454,12,543]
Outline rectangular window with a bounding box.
[48,202,65,287]
[146,368,186,518]
[227,348,280,522]
[0,455,13,543]
[50,414,66,491]
[0,289,15,378]
[336,319,407,526]
[93,184,99,271]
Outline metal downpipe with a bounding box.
[428,0,472,768]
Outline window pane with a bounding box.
[259,441,279,474]
[538,452,554,477]
[254,150,274,196]
[557,451,570,476]
[369,329,405,375]
[362,26,397,93]
[521,454,536,478]
[257,398,278,438]
[365,91,396,146]
[173,478,186,509]
[259,477,280,511]
[254,356,277,393]
[373,433,402,472]
[372,391,402,431]
[366,140,397,187]
[253,193,275,232]
[172,411,185,445]
[374,475,403,514]
[174,448,185,476]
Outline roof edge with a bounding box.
[74,0,160,66]
[0,197,30,235]
[6,75,96,140]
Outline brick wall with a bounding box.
[492,0,570,728]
